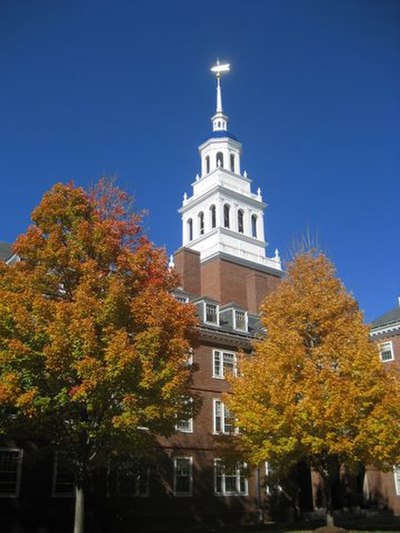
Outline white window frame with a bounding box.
[394,466,400,496]
[176,397,194,433]
[175,295,189,304]
[213,399,237,435]
[265,461,282,495]
[379,341,394,362]
[0,448,23,498]
[52,452,75,497]
[214,459,248,496]
[185,347,193,366]
[234,310,248,332]
[173,456,193,496]
[204,303,219,325]
[213,350,236,379]
[265,461,272,495]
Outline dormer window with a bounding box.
[175,295,189,304]
[238,209,244,234]
[205,303,218,325]
[224,204,230,229]
[216,152,224,168]
[198,211,204,235]
[234,310,247,332]
[210,205,216,229]
[251,214,257,238]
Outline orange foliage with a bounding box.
[0,180,197,463]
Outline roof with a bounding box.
[200,130,239,144]
[0,242,14,262]
[371,306,400,330]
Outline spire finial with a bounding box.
[210,59,230,129]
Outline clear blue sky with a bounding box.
[0,0,399,322]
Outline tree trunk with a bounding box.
[322,468,335,527]
[326,509,334,527]
[74,485,84,533]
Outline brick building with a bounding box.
[365,301,400,516]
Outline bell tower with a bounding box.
[174,61,282,312]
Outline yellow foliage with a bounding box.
[227,252,400,474]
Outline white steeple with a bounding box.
[210,59,230,132]
[178,61,281,272]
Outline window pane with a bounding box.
[175,458,191,495]
[222,353,235,377]
[206,304,217,323]
[380,343,393,362]
[215,400,222,432]
[224,205,230,228]
[0,449,22,497]
[238,210,244,233]
[109,456,149,497]
[214,351,221,377]
[251,215,257,238]
[235,311,246,331]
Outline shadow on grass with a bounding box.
[152,513,400,533]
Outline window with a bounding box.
[265,462,282,494]
[198,211,204,235]
[174,457,192,496]
[210,205,216,229]
[230,154,235,172]
[176,397,193,433]
[52,453,74,497]
[175,295,189,304]
[0,448,23,497]
[176,416,193,433]
[205,303,218,324]
[214,459,247,495]
[214,399,236,434]
[187,218,193,241]
[216,152,224,168]
[108,456,149,497]
[205,155,210,174]
[379,341,394,362]
[213,350,236,379]
[185,347,193,366]
[394,466,400,496]
[234,310,247,332]
[237,209,244,234]
[251,214,257,238]
[224,204,230,229]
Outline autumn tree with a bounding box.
[226,252,400,526]
[0,180,197,533]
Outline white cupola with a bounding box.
[179,61,281,272]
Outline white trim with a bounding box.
[394,466,400,496]
[370,324,400,337]
[173,456,193,496]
